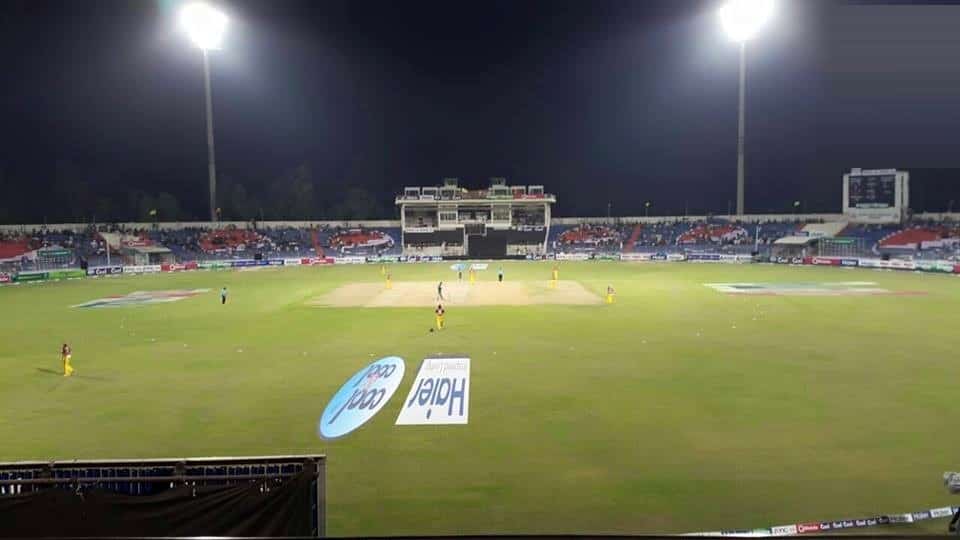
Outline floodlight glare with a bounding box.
[180,2,228,50]
[718,0,774,43]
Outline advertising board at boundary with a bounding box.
[3,250,960,288]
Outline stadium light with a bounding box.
[179,2,228,222]
[718,0,774,217]
[180,2,228,51]
[719,0,774,43]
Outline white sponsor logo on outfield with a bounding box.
[704,282,892,296]
[396,357,470,425]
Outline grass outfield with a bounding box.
[1,261,958,535]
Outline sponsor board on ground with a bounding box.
[620,252,685,262]
[283,258,303,266]
[366,255,400,264]
[769,525,797,536]
[15,271,48,283]
[396,357,470,425]
[556,252,590,261]
[915,260,954,273]
[858,258,916,271]
[318,356,405,440]
[161,262,198,272]
[930,507,954,519]
[300,257,334,265]
[124,265,162,274]
[72,289,210,308]
[0,272,11,283]
[334,256,367,265]
[811,257,841,266]
[796,523,820,534]
[886,513,913,524]
[197,261,230,270]
[470,263,488,270]
[48,269,87,280]
[87,265,123,276]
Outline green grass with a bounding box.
[1,261,958,535]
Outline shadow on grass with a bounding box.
[35,367,110,381]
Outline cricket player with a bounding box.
[220,286,228,305]
[551,264,559,288]
[606,284,616,304]
[386,272,393,289]
[469,267,476,284]
[435,303,445,330]
[497,266,504,283]
[437,281,445,301]
[380,263,386,276]
[61,343,74,377]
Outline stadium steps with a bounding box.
[624,224,643,252]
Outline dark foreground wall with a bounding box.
[0,471,314,537]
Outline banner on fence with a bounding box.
[0,272,11,283]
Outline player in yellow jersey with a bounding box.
[469,267,476,284]
[385,272,392,289]
[551,264,559,288]
[61,343,74,377]
[606,284,616,304]
[435,303,445,330]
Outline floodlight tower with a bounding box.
[719,0,774,216]
[180,2,228,222]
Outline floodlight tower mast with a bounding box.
[719,0,774,217]
[180,3,228,222]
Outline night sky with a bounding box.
[1,0,959,223]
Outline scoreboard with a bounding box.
[847,174,896,208]
[842,168,909,223]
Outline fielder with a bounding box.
[61,343,74,377]
[385,272,393,289]
[435,303,445,330]
[606,284,616,304]
[551,264,559,288]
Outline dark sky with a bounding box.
[1,0,960,222]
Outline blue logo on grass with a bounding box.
[318,356,405,440]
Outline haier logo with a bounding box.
[318,356,405,440]
[396,357,470,425]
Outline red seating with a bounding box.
[0,240,31,260]
[198,229,262,252]
[879,227,950,249]
[678,224,745,244]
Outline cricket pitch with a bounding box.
[310,280,601,307]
